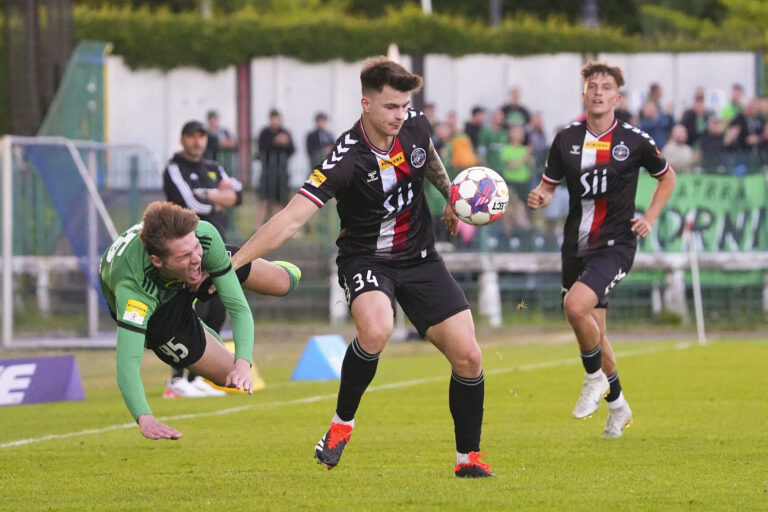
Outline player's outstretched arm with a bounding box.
[527,180,557,210]
[231,194,318,271]
[631,166,677,237]
[137,415,182,440]
[115,327,182,439]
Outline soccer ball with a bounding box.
[449,167,509,226]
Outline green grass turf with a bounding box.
[1,334,766,511]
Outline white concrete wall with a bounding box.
[107,55,237,170]
[106,52,758,185]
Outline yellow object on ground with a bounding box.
[203,341,266,393]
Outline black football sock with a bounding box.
[580,345,602,374]
[450,371,484,454]
[335,337,380,422]
[605,371,622,402]
[171,367,184,380]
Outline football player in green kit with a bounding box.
[100,201,300,439]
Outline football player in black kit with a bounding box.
[230,57,494,477]
[528,62,677,438]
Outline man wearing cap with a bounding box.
[305,111,335,169]
[161,120,245,398]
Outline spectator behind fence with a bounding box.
[526,112,550,167]
[724,98,763,154]
[662,124,700,173]
[614,91,634,125]
[638,100,674,150]
[699,117,726,170]
[204,110,237,162]
[680,89,712,149]
[501,86,530,127]
[423,102,438,139]
[720,83,744,123]
[757,123,768,164]
[476,108,508,174]
[306,111,335,169]
[255,109,295,226]
[499,123,533,234]
[464,106,485,150]
[445,110,478,170]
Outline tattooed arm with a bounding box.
[424,139,459,237]
[424,139,452,199]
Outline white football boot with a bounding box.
[188,376,226,397]
[572,370,610,419]
[602,402,633,438]
[163,377,208,398]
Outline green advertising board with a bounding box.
[636,172,768,253]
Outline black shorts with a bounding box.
[337,252,470,338]
[145,292,210,368]
[561,248,635,308]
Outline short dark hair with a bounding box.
[581,61,625,89]
[360,56,424,95]
[139,201,199,258]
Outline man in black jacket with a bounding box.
[162,120,244,398]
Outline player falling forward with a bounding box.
[230,57,494,477]
[99,201,300,439]
[528,61,677,438]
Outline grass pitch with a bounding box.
[1,331,766,511]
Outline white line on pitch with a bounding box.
[0,342,693,449]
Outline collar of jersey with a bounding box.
[358,119,395,156]
[585,118,618,139]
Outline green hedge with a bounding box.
[73,5,751,71]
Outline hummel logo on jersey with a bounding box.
[321,134,358,171]
[366,170,379,182]
[571,145,581,155]
[406,108,423,120]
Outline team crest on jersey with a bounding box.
[410,147,426,168]
[306,169,327,188]
[122,299,147,325]
[612,144,630,161]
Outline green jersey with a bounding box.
[477,127,508,175]
[99,220,254,420]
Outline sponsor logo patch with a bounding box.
[585,141,611,151]
[306,169,327,188]
[378,152,405,170]
[122,299,148,325]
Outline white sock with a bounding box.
[586,368,605,379]
[332,412,354,427]
[608,392,627,410]
[457,452,470,465]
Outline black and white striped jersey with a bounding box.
[543,119,669,257]
[299,109,435,261]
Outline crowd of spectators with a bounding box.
[205,82,768,248]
